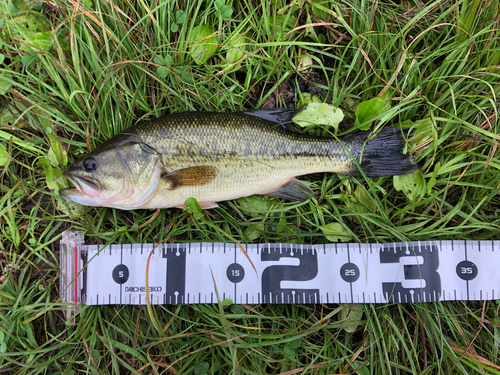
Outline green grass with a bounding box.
[1,0,500,373]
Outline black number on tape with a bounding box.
[380,243,441,302]
[261,245,319,303]
[163,244,187,303]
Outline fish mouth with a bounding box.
[59,172,101,198]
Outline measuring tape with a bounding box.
[60,231,500,321]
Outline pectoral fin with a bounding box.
[266,178,314,201]
[162,166,217,190]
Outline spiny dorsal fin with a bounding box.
[243,108,302,131]
[162,166,217,190]
[265,178,314,201]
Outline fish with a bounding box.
[59,108,417,210]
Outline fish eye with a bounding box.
[83,157,97,171]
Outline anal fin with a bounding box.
[198,201,219,209]
[174,201,219,210]
[265,178,314,201]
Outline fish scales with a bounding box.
[59,110,417,210]
[122,112,353,208]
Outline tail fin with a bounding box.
[343,128,417,177]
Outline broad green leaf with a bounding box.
[153,55,163,65]
[293,103,344,132]
[342,96,357,111]
[221,298,233,306]
[157,67,168,78]
[283,346,296,357]
[154,54,172,78]
[410,117,437,152]
[354,185,376,210]
[276,215,289,234]
[237,195,270,217]
[83,0,94,9]
[46,147,60,167]
[39,157,85,215]
[220,5,233,19]
[215,0,233,18]
[340,304,363,333]
[17,15,47,32]
[6,0,19,15]
[172,66,194,84]
[303,11,320,41]
[225,33,246,72]
[380,90,392,111]
[310,0,329,21]
[185,197,204,220]
[21,53,37,67]
[354,360,370,375]
[38,157,66,192]
[214,0,224,10]
[194,362,210,375]
[0,143,8,166]
[27,31,51,50]
[175,10,186,24]
[393,170,426,202]
[6,15,52,51]
[0,54,4,65]
[297,93,321,107]
[288,338,302,349]
[154,54,172,67]
[56,198,87,216]
[0,75,13,95]
[296,55,313,71]
[46,134,67,167]
[426,177,437,195]
[319,222,351,242]
[188,24,218,65]
[244,221,264,241]
[354,97,385,130]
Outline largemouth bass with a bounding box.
[59,109,417,210]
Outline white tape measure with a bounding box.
[60,231,500,322]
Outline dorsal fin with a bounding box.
[243,108,300,129]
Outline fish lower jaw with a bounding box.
[59,187,102,207]
[63,174,102,198]
[59,190,138,209]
